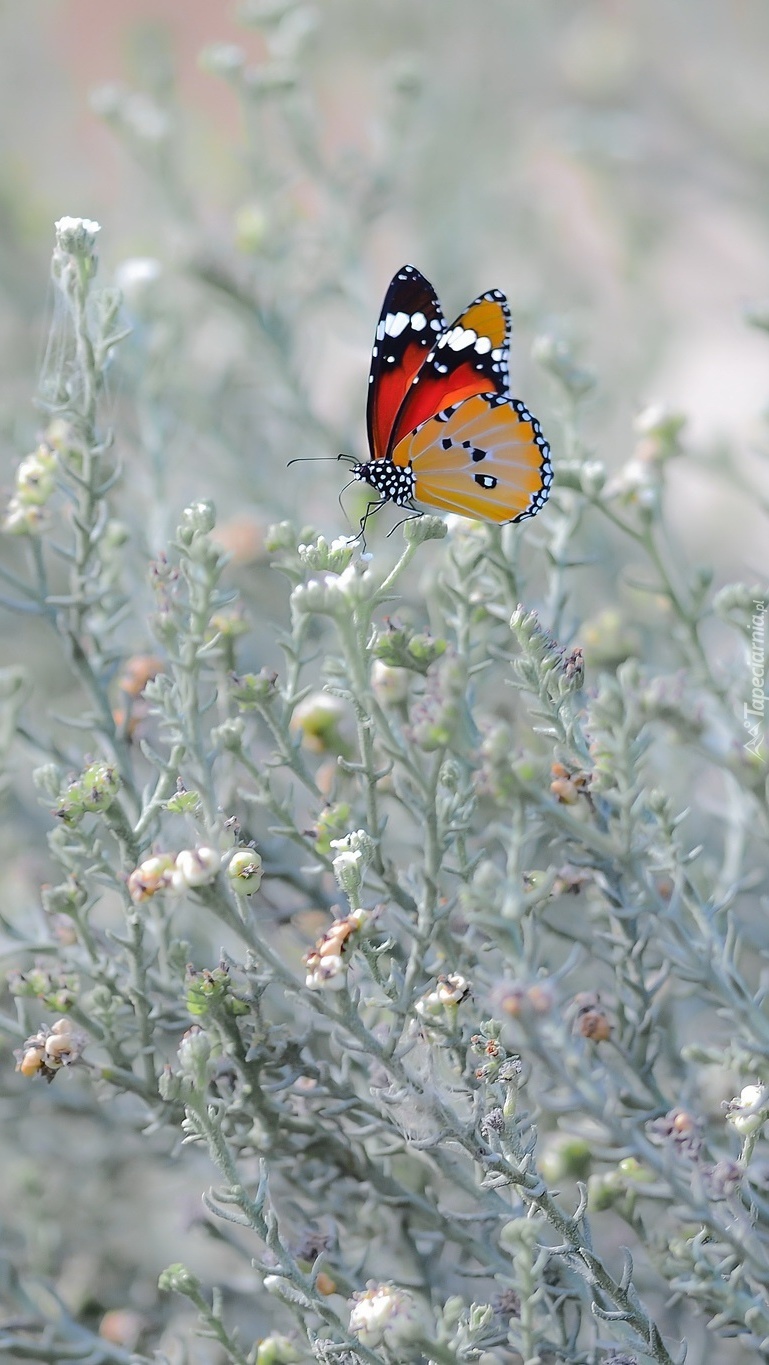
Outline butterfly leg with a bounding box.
[385,508,424,540]
[356,497,387,551]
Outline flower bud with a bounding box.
[177,1025,213,1089]
[255,1335,303,1365]
[158,1263,202,1296]
[290,692,347,754]
[724,1083,769,1137]
[3,499,47,535]
[371,659,410,705]
[178,500,216,545]
[227,847,263,892]
[174,846,220,890]
[297,534,356,574]
[329,829,374,902]
[349,1282,430,1350]
[403,514,447,544]
[127,853,176,902]
[15,446,57,505]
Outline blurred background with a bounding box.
[0,0,768,567]
[0,1,768,1359]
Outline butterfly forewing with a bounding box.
[366,265,446,464]
[393,392,553,524]
[388,289,511,456]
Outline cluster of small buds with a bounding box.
[373,622,447,676]
[492,977,556,1021]
[510,606,579,696]
[230,668,279,709]
[304,908,369,992]
[470,1028,522,1083]
[291,561,374,617]
[254,1334,304,1365]
[290,691,348,754]
[550,761,591,805]
[55,761,121,824]
[185,963,249,1020]
[127,853,176,902]
[15,1017,86,1082]
[51,215,101,298]
[348,1281,429,1351]
[648,1106,703,1161]
[7,965,77,1011]
[415,973,471,1028]
[723,1083,769,1137]
[297,533,356,574]
[3,441,58,536]
[127,846,223,902]
[313,801,352,856]
[571,991,612,1042]
[329,829,375,902]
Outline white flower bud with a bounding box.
[174,846,220,889]
[349,1282,429,1351]
[305,951,347,991]
[371,659,410,705]
[724,1083,769,1136]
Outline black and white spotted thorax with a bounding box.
[353,457,416,507]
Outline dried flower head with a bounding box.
[572,991,612,1042]
[15,1017,86,1082]
[304,909,369,992]
[127,853,176,902]
[648,1107,703,1160]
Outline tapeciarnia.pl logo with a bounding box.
[744,599,766,761]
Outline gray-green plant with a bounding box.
[1,11,769,1365]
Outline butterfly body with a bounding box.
[352,264,552,531]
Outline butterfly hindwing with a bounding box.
[366,265,446,464]
[388,289,511,454]
[392,392,553,525]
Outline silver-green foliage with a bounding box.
[1,33,769,1365]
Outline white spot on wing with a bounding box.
[385,311,409,338]
[438,326,478,353]
[474,336,492,355]
[411,311,427,330]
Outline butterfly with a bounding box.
[347,264,552,534]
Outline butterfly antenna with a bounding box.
[337,475,357,522]
[286,454,353,468]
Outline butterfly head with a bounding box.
[352,456,416,508]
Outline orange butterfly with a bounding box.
[349,265,552,532]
